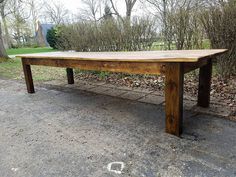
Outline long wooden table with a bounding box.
[17,50,227,137]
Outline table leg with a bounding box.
[165,63,184,136]
[197,59,212,108]
[66,68,74,84]
[22,59,35,93]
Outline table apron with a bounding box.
[22,58,167,75]
[183,58,209,73]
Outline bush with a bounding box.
[201,0,236,77]
[56,17,157,52]
[46,27,58,49]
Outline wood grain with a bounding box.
[165,63,184,136]
[183,59,208,73]
[22,58,166,75]
[66,68,74,84]
[17,49,227,63]
[22,59,35,93]
[197,59,212,108]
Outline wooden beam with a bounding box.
[66,68,74,84]
[22,58,166,75]
[22,59,35,93]
[197,59,212,108]
[183,59,208,73]
[165,63,184,136]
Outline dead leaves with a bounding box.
[75,71,236,111]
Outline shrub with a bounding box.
[56,17,157,52]
[46,27,58,49]
[201,0,236,77]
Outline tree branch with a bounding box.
[109,0,124,22]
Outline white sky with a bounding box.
[58,0,83,13]
[56,0,144,17]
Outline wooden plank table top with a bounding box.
[18,49,228,137]
[17,49,227,62]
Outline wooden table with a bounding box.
[17,50,227,137]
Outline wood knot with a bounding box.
[168,115,175,124]
[160,65,166,73]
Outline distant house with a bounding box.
[35,21,54,47]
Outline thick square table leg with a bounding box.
[22,59,35,93]
[165,63,184,136]
[197,59,212,108]
[66,68,74,84]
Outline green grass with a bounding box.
[0,58,65,81]
[6,47,58,55]
[1,47,61,81]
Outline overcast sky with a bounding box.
[56,0,144,17]
[58,0,84,13]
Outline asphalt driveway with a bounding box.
[0,78,235,177]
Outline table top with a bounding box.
[17,49,227,63]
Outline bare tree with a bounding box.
[201,0,236,77]
[109,0,138,22]
[27,0,44,33]
[44,1,69,25]
[143,0,173,49]
[80,0,116,23]
[8,0,31,46]
[144,0,202,50]
[80,0,101,22]
[0,0,9,59]
[0,21,9,58]
[125,0,137,20]
[0,0,12,48]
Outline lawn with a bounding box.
[0,58,65,81]
[0,47,63,81]
[6,47,58,55]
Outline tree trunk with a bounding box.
[1,12,11,48]
[125,0,137,22]
[162,0,170,50]
[0,22,9,59]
